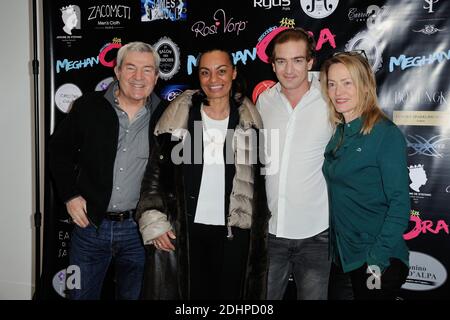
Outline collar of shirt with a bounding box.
[342,117,363,137]
[273,74,321,112]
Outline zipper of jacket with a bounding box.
[227,225,234,240]
[181,161,191,300]
[226,215,234,240]
[225,122,234,241]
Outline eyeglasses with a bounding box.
[332,50,368,61]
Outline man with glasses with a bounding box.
[256,28,333,300]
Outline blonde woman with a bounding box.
[320,52,410,300]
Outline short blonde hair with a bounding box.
[319,53,387,135]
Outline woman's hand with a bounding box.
[153,230,176,251]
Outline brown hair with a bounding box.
[268,28,316,63]
[319,53,387,135]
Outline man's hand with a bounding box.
[66,196,90,228]
[153,230,176,252]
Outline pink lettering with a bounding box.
[256,27,337,64]
[99,42,122,68]
[423,220,434,233]
[435,220,450,234]
[403,215,422,240]
[403,215,449,240]
[314,28,336,51]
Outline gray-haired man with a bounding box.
[49,42,167,299]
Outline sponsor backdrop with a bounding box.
[41,0,450,299]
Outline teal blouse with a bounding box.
[322,117,410,273]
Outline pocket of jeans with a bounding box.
[73,223,96,238]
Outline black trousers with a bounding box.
[330,258,409,300]
[328,262,354,300]
[188,223,250,300]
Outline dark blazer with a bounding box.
[48,91,166,226]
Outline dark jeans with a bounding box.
[348,258,409,300]
[267,229,331,300]
[69,217,145,300]
[189,223,250,300]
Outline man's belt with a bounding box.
[105,209,136,222]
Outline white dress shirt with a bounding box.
[256,75,333,239]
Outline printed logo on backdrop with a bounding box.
[61,5,81,35]
[345,32,382,73]
[299,0,339,19]
[160,84,189,101]
[56,55,99,73]
[57,229,70,258]
[413,24,445,35]
[52,265,81,298]
[347,5,388,23]
[408,164,432,204]
[87,4,131,29]
[423,0,439,14]
[191,9,248,38]
[393,111,450,127]
[99,38,122,68]
[402,251,447,291]
[56,5,82,46]
[141,0,187,22]
[59,218,72,224]
[153,37,180,81]
[54,84,83,113]
[186,16,337,76]
[344,5,387,73]
[255,19,336,63]
[187,47,257,75]
[409,164,429,192]
[406,134,450,158]
[56,38,122,73]
[279,18,296,28]
[404,210,449,241]
[254,0,291,11]
[252,80,276,104]
[389,49,450,73]
[394,89,448,107]
[95,77,115,91]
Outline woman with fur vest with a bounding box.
[136,48,270,300]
